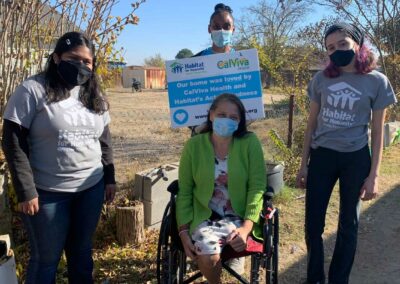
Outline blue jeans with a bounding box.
[305,146,371,284]
[22,178,104,284]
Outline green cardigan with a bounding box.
[176,132,266,239]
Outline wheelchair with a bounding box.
[156,180,279,284]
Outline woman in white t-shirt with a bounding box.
[296,23,397,284]
[2,31,116,283]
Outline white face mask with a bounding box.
[212,117,239,137]
[211,30,233,48]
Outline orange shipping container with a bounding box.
[122,66,166,89]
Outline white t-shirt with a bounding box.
[3,74,110,192]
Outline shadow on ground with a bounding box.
[278,183,400,284]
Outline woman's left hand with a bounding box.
[226,226,251,252]
[105,184,116,204]
[360,175,378,201]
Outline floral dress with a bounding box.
[191,156,243,255]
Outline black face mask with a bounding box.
[329,49,355,67]
[57,60,92,86]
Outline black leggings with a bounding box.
[305,145,371,284]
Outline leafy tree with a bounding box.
[378,14,400,54]
[306,0,400,118]
[0,0,145,116]
[236,0,314,157]
[295,17,341,64]
[235,0,311,85]
[143,53,165,67]
[175,48,194,59]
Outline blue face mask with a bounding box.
[212,117,239,137]
[211,30,233,48]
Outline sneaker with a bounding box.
[226,257,245,275]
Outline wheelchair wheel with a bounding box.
[265,210,279,284]
[156,201,186,284]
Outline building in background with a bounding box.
[122,66,166,89]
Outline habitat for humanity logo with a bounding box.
[321,82,361,128]
[170,62,184,74]
[217,56,249,70]
[170,61,205,74]
[327,82,361,110]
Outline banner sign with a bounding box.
[166,49,264,128]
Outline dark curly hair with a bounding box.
[43,31,109,114]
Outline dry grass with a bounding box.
[107,88,290,187]
[108,89,190,186]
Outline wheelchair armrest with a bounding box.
[167,180,179,195]
[262,191,275,219]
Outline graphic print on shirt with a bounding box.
[322,82,361,128]
[209,157,235,217]
[57,97,100,151]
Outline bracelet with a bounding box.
[178,229,189,237]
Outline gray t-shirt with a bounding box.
[3,74,110,192]
[308,70,397,152]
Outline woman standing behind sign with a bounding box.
[194,3,235,56]
[190,3,236,139]
[296,23,397,284]
[195,3,235,56]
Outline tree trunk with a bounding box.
[115,202,145,245]
[0,164,11,236]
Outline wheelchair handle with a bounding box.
[167,180,179,195]
[263,191,274,201]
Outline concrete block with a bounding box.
[266,161,284,194]
[143,199,164,229]
[383,121,400,147]
[133,163,179,228]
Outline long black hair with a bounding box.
[201,93,249,138]
[43,31,109,114]
[209,3,233,24]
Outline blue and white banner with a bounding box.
[166,49,264,128]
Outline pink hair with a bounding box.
[323,43,377,78]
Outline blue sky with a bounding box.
[113,1,330,65]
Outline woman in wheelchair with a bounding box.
[176,93,266,284]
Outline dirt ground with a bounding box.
[275,145,400,284]
[106,89,400,283]
[351,148,400,284]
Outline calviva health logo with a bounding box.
[217,57,250,69]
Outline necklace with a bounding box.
[211,134,230,160]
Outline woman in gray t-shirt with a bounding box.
[295,23,397,284]
[2,32,116,283]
